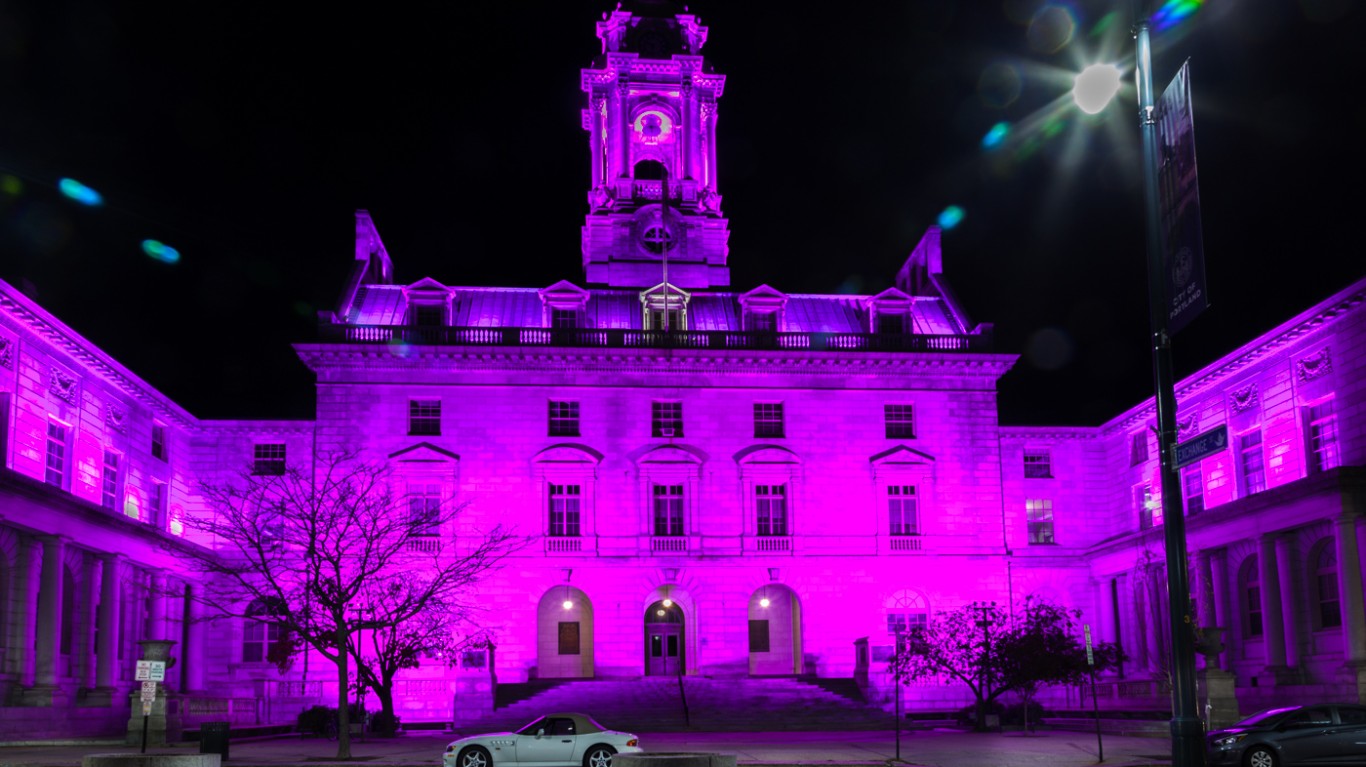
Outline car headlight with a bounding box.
[1212,734,1247,748]
[445,746,455,753]
[626,738,638,747]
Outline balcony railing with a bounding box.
[321,325,992,354]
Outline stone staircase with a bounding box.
[460,676,896,734]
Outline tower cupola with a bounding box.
[580,4,730,289]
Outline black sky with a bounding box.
[2,1,1363,425]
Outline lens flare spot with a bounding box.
[1152,0,1203,31]
[937,206,966,230]
[141,239,181,264]
[1027,5,1077,54]
[386,338,413,358]
[1,174,22,198]
[1026,327,1075,371]
[977,61,1023,109]
[58,178,103,207]
[982,122,1011,150]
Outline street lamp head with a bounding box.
[1072,63,1123,114]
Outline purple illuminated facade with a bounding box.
[2,4,1365,741]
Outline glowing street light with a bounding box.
[1071,63,1122,115]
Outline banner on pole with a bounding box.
[1156,59,1209,334]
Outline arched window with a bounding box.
[1241,557,1263,638]
[1312,540,1341,629]
[242,598,288,664]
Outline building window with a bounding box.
[886,611,928,637]
[1026,499,1054,544]
[151,422,168,462]
[647,308,683,331]
[411,303,445,326]
[1239,429,1265,495]
[408,483,441,536]
[753,403,784,439]
[45,420,68,488]
[253,443,286,476]
[652,401,683,438]
[1136,483,1158,529]
[1307,400,1340,472]
[748,620,770,653]
[756,484,788,536]
[875,313,906,335]
[887,485,918,536]
[550,308,579,329]
[652,483,685,536]
[1313,542,1341,629]
[151,481,169,529]
[558,622,581,655]
[548,483,581,537]
[549,401,580,437]
[242,620,285,664]
[1243,558,1263,638]
[748,312,778,333]
[1023,449,1052,478]
[409,399,441,436]
[1182,465,1204,515]
[101,449,121,510]
[884,404,915,439]
[1130,432,1149,466]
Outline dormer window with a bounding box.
[551,308,580,329]
[739,285,788,335]
[867,287,914,335]
[539,280,591,331]
[875,313,906,335]
[404,278,453,327]
[748,312,777,333]
[641,283,689,332]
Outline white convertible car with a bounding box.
[443,713,642,767]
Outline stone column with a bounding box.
[679,77,692,180]
[81,552,99,689]
[1258,535,1288,671]
[19,535,41,686]
[1210,549,1232,671]
[1274,535,1299,670]
[589,96,605,189]
[35,535,65,687]
[96,554,122,689]
[146,570,167,641]
[1147,569,1165,673]
[183,584,204,691]
[1336,515,1366,664]
[705,102,718,192]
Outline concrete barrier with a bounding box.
[83,754,222,767]
[614,754,737,767]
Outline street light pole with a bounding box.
[1134,11,1203,767]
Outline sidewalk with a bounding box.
[0,729,1173,767]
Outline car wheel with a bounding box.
[458,746,492,767]
[584,745,616,767]
[1245,746,1277,767]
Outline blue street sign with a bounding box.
[1175,424,1228,468]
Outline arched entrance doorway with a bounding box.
[536,586,594,678]
[748,584,801,675]
[643,600,683,676]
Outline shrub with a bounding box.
[954,700,1005,727]
[297,705,335,735]
[1002,699,1045,726]
[370,711,401,736]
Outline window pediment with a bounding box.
[735,445,802,466]
[634,444,706,467]
[389,442,460,463]
[870,445,935,478]
[739,284,788,312]
[539,280,590,309]
[532,443,604,466]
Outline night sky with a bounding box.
[2,1,1363,425]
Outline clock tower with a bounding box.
[580,2,730,289]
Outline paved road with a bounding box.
[0,729,1173,767]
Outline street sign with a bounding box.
[141,681,158,701]
[1175,424,1228,468]
[1084,624,1094,667]
[141,700,153,716]
[135,660,166,682]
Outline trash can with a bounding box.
[200,721,230,761]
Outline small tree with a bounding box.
[177,450,521,758]
[890,597,1124,732]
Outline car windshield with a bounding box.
[516,717,547,736]
[1234,707,1301,727]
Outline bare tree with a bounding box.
[176,450,521,758]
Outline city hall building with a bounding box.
[1,4,1363,741]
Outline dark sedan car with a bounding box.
[1206,704,1366,766]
